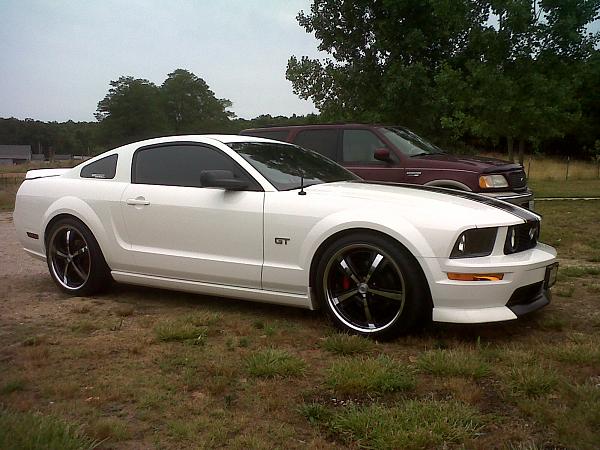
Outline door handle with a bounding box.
[126,197,150,206]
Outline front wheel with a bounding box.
[315,233,430,340]
[45,217,111,296]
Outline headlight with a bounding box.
[479,174,508,189]
[504,222,539,254]
[450,228,498,258]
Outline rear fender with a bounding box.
[42,197,112,260]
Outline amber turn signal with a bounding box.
[447,273,504,281]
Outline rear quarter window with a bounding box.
[80,154,118,179]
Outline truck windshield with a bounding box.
[229,141,358,191]
[379,127,445,157]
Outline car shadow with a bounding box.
[105,282,548,345]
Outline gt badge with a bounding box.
[275,237,290,245]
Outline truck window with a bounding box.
[294,129,338,161]
[342,130,384,163]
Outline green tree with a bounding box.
[95,76,167,146]
[161,69,234,133]
[286,0,491,134]
[437,0,597,162]
[288,0,599,160]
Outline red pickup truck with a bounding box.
[240,124,533,209]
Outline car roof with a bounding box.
[203,134,276,143]
[119,134,281,149]
[240,124,407,132]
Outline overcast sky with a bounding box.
[2,2,598,123]
[0,0,324,122]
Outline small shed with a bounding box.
[0,145,32,165]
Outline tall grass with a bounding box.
[0,160,78,174]
[0,409,98,450]
[481,152,600,181]
[0,179,20,210]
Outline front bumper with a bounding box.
[506,281,550,317]
[421,242,557,324]
[482,190,534,210]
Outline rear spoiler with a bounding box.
[25,168,70,180]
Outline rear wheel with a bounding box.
[315,232,429,339]
[46,217,111,296]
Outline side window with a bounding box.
[132,144,259,190]
[243,130,289,141]
[342,130,385,163]
[294,130,338,160]
[80,154,118,179]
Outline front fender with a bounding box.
[300,211,434,271]
[424,179,472,191]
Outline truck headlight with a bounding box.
[479,174,508,189]
[450,228,498,258]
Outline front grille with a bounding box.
[506,170,527,191]
[507,281,543,307]
[504,221,539,254]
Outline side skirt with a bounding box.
[111,271,314,310]
[24,248,46,261]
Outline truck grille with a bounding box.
[506,170,527,191]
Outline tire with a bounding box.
[314,232,430,340]
[45,217,111,296]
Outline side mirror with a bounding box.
[374,148,392,163]
[200,170,249,191]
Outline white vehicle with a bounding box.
[14,135,558,339]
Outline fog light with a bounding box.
[447,273,504,281]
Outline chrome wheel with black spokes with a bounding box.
[323,244,406,333]
[49,225,91,290]
[316,232,429,339]
[45,217,111,295]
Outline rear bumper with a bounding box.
[422,243,557,324]
[482,190,534,209]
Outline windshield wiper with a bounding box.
[410,151,445,157]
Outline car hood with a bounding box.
[307,181,538,228]
[411,153,522,173]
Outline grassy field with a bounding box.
[0,180,19,211]
[530,179,600,198]
[0,187,599,447]
[525,156,600,181]
[537,200,600,262]
[481,152,600,182]
[0,160,78,174]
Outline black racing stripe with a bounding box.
[350,180,540,222]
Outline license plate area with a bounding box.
[544,263,559,289]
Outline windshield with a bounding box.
[228,141,358,191]
[379,127,444,157]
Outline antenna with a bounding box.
[298,170,307,196]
